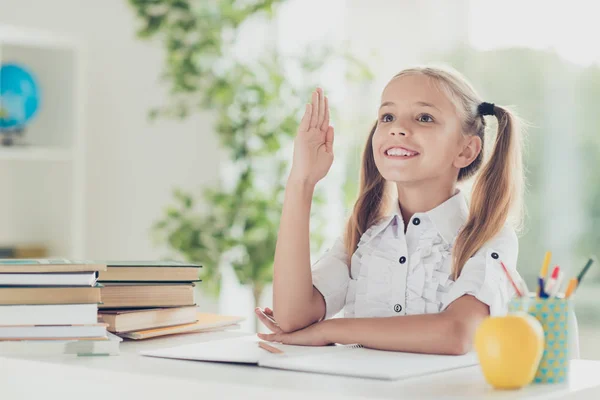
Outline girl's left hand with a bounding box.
[255,307,332,346]
[255,307,283,333]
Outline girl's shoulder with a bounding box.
[472,224,519,266]
[481,224,518,250]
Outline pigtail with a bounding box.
[451,105,524,278]
[344,122,388,262]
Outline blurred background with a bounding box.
[0,0,598,357]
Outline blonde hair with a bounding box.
[344,66,524,279]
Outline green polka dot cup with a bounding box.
[509,295,570,384]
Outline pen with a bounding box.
[549,271,563,298]
[538,277,547,298]
[538,251,552,297]
[544,266,560,295]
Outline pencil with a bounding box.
[538,251,552,296]
[500,261,522,297]
[516,273,530,296]
[565,257,596,298]
[258,341,284,354]
[564,278,578,298]
[577,258,595,283]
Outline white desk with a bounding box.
[1,331,600,400]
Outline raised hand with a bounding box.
[288,88,335,186]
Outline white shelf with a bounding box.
[0,24,85,258]
[0,146,73,161]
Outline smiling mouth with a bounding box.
[384,147,420,159]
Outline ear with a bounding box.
[454,135,482,169]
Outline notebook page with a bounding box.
[141,335,359,364]
[141,335,262,364]
[259,347,478,380]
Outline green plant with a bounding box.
[129,0,372,319]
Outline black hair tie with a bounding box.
[478,102,495,116]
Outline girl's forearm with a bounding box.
[272,178,325,332]
[320,313,473,355]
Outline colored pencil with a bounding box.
[564,278,578,298]
[538,251,552,297]
[500,261,522,297]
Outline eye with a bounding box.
[380,113,394,123]
[417,113,434,123]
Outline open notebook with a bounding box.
[141,335,478,380]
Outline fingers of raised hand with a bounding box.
[321,95,330,132]
[317,88,325,128]
[299,103,312,132]
[309,90,319,129]
[325,126,335,154]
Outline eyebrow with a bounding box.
[379,101,441,112]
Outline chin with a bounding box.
[380,170,423,184]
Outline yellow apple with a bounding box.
[474,313,544,389]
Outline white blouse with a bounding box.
[312,190,519,320]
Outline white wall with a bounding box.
[343,0,469,109]
[0,0,473,331]
[0,0,221,259]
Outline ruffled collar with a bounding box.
[359,190,469,247]
[423,190,469,244]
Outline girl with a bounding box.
[256,65,524,355]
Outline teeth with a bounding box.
[386,148,417,157]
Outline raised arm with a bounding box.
[272,88,335,332]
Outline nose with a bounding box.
[387,118,410,136]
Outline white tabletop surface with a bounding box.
[1,330,599,400]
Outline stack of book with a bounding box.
[97,261,242,339]
[0,259,121,356]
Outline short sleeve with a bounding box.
[311,237,351,319]
[441,226,519,316]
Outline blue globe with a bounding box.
[0,63,41,129]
